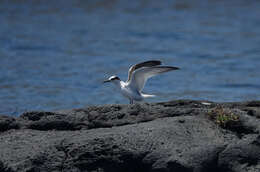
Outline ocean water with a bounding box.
[0,0,260,116]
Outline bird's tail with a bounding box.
[141,93,156,98]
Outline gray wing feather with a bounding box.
[128,66,179,92]
[127,60,161,82]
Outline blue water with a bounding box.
[1,0,260,116]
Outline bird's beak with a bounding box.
[103,80,110,83]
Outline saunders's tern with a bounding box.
[104,60,179,104]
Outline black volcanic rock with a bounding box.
[0,115,20,132]
[0,100,259,172]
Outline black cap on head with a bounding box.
[109,75,120,81]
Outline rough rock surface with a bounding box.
[0,100,259,172]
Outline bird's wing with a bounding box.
[128,66,179,92]
[127,60,161,82]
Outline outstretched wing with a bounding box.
[128,66,179,92]
[127,60,161,82]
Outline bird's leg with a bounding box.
[129,99,133,104]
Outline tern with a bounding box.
[104,60,179,104]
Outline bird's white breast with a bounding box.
[120,81,143,101]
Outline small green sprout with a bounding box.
[208,106,239,128]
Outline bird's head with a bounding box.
[103,75,121,83]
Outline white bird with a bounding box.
[103,60,179,104]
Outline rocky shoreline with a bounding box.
[0,100,259,172]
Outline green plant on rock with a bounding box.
[208,106,239,127]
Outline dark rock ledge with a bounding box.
[0,100,259,172]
